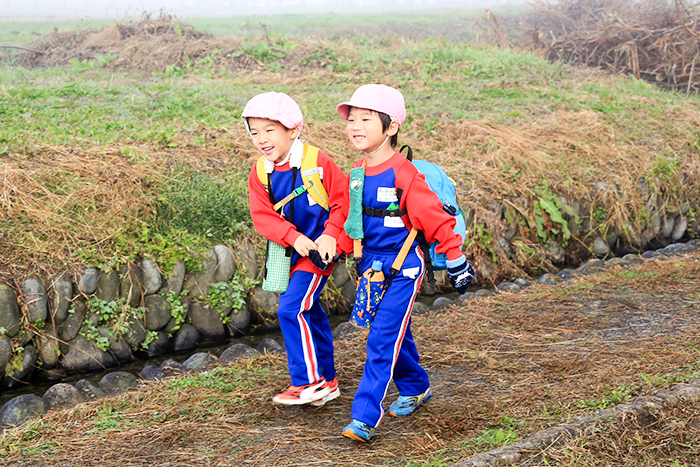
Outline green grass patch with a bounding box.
[156,167,251,240]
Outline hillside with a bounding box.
[1,8,698,286]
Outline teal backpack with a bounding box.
[401,146,467,272]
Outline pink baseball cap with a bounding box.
[242,92,304,131]
[336,84,406,125]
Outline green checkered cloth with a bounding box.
[263,241,292,294]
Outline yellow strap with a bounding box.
[301,145,329,211]
[256,156,268,186]
[256,143,329,213]
[353,239,363,260]
[391,228,418,271]
[272,181,313,213]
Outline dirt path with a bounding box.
[2,249,700,467]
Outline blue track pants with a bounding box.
[351,245,429,427]
[277,271,335,386]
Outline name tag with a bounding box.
[384,217,405,228]
[377,187,398,203]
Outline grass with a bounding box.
[0,6,527,44]
[0,9,699,373]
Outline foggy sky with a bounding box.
[1,0,531,19]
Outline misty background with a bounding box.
[1,0,531,19]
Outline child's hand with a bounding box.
[315,234,337,262]
[446,256,475,294]
[293,235,317,257]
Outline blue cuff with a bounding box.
[446,256,466,269]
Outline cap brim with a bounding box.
[336,102,351,120]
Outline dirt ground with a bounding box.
[2,251,699,467]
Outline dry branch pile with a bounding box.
[14,12,259,74]
[10,12,349,75]
[528,0,700,92]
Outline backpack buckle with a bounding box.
[442,203,457,216]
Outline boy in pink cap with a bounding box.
[337,84,475,442]
[244,91,350,406]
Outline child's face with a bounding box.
[247,117,298,164]
[346,107,388,154]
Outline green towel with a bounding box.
[345,166,365,240]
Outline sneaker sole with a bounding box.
[310,387,340,407]
[272,386,332,405]
[342,428,370,442]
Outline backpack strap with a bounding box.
[256,143,330,216]
[300,144,329,211]
[394,146,437,284]
[362,206,407,218]
[256,156,270,190]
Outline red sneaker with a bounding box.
[272,379,331,405]
[310,378,340,406]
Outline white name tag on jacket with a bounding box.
[377,187,398,202]
[384,217,405,228]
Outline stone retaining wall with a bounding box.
[0,241,358,390]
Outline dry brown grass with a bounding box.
[13,13,362,77]
[416,108,700,282]
[2,253,699,466]
[0,128,257,280]
[531,403,700,466]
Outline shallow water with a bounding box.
[0,313,353,406]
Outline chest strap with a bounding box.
[362,206,407,218]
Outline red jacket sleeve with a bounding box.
[248,163,302,247]
[400,167,465,261]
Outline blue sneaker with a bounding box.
[388,387,433,417]
[341,419,375,442]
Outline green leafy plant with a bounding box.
[166,290,189,333]
[232,29,295,64]
[204,272,256,324]
[94,52,118,67]
[533,185,578,244]
[467,426,519,449]
[5,347,25,377]
[75,297,147,351]
[647,153,681,180]
[68,57,95,73]
[81,321,111,352]
[142,330,159,350]
[466,223,497,262]
[575,385,635,411]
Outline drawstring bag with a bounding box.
[350,260,385,329]
[262,241,292,293]
[260,157,306,295]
